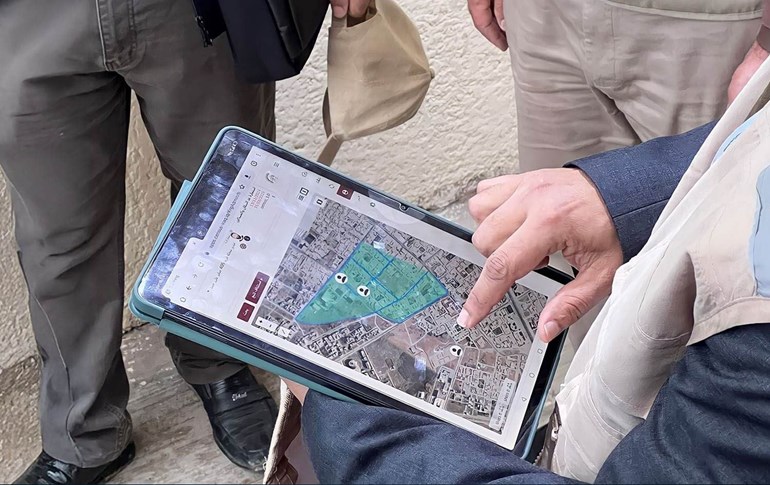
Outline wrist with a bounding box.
[574,169,618,242]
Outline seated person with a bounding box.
[283,60,770,483]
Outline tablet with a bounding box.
[134,127,571,450]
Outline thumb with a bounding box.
[330,0,348,18]
[536,266,611,342]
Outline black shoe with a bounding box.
[192,367,278,471]
[14,442,135,484]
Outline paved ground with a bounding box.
[0,324,280,483]
[0,200,579,482]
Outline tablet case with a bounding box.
[128,126,564,458]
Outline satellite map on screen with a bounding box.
[254,198,548,432]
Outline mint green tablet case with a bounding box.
[128,126,564,458]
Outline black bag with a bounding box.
[192,0,329,83]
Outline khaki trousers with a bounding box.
[505,0,760,172]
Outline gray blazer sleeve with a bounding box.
[567,121,716,261]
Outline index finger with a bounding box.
[494,0,505,30]
[459,220,555,328]
[476,174,519,194]
[349,0,369,18]
[468,0,508,51]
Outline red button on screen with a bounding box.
[336,185,354,200]
[237,302,255,322]
[246,272,270,304]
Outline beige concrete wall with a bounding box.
[0,0,518,371]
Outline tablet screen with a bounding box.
[139,128,564,449]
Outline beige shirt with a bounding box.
[552,56,770,482]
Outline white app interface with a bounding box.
[162,145,562,447]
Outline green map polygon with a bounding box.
[296,242,447,325]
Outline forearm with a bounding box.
[567,121,716,261]
[302,391,577,484]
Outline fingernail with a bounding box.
[332,6,346,18]
[457,309,471,328]
[543,321,559,341]
[499,19,506,31]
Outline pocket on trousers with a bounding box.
[602,0,762,19]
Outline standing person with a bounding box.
[468,0,766,172]
[468,0,770,387]
[463,2,770,477]
[0,0,278,483]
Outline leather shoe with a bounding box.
[192,367,278,471]
[14,442,135,484]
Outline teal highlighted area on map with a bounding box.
[296,243,448,325]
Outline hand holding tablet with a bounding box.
[131,127,572,452]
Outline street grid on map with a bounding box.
[254,198,547,431]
